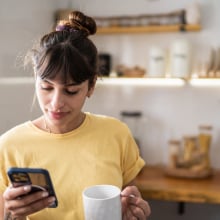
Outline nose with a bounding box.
[50,90,65,110]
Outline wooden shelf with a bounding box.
[96,77,220,87]
[96,77,185,86]
[97,24,201,34]
[134,165,220,204]
[1,77,220,87]
[55,9,201,34]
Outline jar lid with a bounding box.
[120,111,142,117]
[183,135,197,140]
[169,140,181,145]
[199,125,212,130]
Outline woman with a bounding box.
[0,11,150,220]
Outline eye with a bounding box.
[40,85,53,91]
[39,81,53,91]
[65,90,79,95]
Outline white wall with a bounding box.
[84,83,220,168]
[1,0,220,220]
[81,0,220,168]
[0,0,58,77]
[0,80,41,133]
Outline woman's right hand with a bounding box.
[3,185,56,219]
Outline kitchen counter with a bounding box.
[134,165,220,213]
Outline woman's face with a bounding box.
[35,76,94,133]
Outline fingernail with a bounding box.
[48,197,56,203]
[120,194,136,198]
[24,185,31,191]
[48,201,56,208]
[42,191,49,197]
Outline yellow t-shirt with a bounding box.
[0,113,145,220]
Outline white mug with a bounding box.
[82,184,122,220]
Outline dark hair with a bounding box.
[29,11,98,88]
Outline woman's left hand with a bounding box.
[121,185,151,220]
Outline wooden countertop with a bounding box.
[134,165,220,204]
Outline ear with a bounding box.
[87,78,97,98]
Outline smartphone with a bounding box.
[7,167,58,208]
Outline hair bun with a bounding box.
[68,11,97,36]
[56,20,71,31]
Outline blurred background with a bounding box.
[1,0,220,219]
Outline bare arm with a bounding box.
[0,195,4,220]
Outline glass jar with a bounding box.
[198,125,212,168]
[198,125,212,152]
[183,135,197,162]
[120,111,143,150]
[168,139,181,168]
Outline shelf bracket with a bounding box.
[177,201,185,215]
[179,25,186,32]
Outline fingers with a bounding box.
[3,185,56,218]
[8,194,55,218]
[130,198,151,219]
[121,185,141,198]
[3,185,32,200]
[123,196,148,220]
[123,208,138,220]
[121,186,151,220]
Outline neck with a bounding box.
[44,117,51,133]
[43,112,85,134]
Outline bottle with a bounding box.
[169,39,192,79]
[148,46,167,77]
[168,139,181,168]
[169,139,181,168]
[183,135,197,163]
[98,53,112,76]
[198,125,212,168]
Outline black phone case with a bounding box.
[7,167,58,208]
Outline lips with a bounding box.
[49,111,67,120]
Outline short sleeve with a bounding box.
[0,135,12,194]
[122,130,145,186]
[0,150,9,194]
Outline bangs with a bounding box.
[37,44,92,84]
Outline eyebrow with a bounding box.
[42,78,79,86]
[66,82,79,86]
